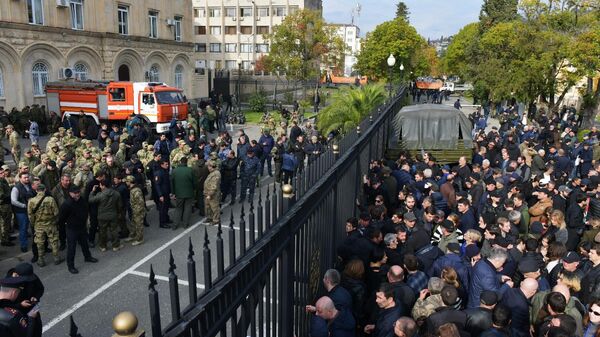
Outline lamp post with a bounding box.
[387,53,396,98]
[398,63,404,94]
[237,57,243,112]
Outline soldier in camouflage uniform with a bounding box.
[125,176,146,245]
[411,278,445,321]
[5,125,20,163]
[0,166,13,246]
[20,148,40,172]
[32,154,49,178]
[28,184,64,267]
[169,139,186,163]
[204,160,222,225]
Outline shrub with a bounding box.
[248,89,268,112]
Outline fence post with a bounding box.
[187,238,198,304]
[280,188,295,337]
[148,265,161,337]
[168,250,181,321]
[203,228,213,289]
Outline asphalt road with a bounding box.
[0,123,279,337]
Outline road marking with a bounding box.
[41,217,205,333]
[127,270,205,289]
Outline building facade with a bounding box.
[192,0,322,72]
[328,24,361,76]
[0,0,205,110]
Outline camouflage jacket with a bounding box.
[411,293,444,321]
[129,186,146,216]
[203,170,221,197]
[27,192,59,227]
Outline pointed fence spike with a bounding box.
[149,264,157,290]
[241,202,246,217]
[217,220,223,237]
[258,188,262,204]
[204,227,210,247]
[188,237,194,259]
[229,209,235,229]
[168,249,176,273]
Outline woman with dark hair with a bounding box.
[583,299,600,337]
[340,259,367,328]
[441,266,467,309]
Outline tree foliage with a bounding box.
[316,84,386,136]
[440,23,479,79]
[479,0,519,31]
[355,18,426,81]
[395,1,410,21]
[263,9,344,82]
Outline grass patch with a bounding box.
[243,111,284,125]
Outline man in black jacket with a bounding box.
[58,186,98,274]
[425,286,468,335]
[463,290,497,337]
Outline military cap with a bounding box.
[82,139,90,144]
[37,184,46,191]
[518,259,540,274]
[103,147,112,153]
[68,185,81,193]
[0,276,30,289]
[58,127,66,132]
[311,136,318,142]
[5,124,13,130]
[207,160,217,168]
[209,152,218,158]
[58,151,67,158]
[18,162,28,169]
[83,148,92,154]
[480,290,498,306]
[50,137,58,142]
[178,139,186,145]
[124,176,136,183]
[563,251,580,263]
[0,165,10,171]
[66,129,73,134]
[40,154,48,160]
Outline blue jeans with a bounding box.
[15,212,30,249]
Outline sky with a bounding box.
[323,0,482,39]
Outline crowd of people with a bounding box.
[307,104,600,337]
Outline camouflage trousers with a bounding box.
[205,195,221,224]
[11,148,20,164]
[0,206,11,243]
[34,223,59,258]
[128,213,144,242]
[98,219,120,249]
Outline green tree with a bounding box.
[479,0,519,31]
[355,18,424,81]
[316,84,386,136]
[440,22,479,78]
[395,1,410,21]
[263,9,344,84]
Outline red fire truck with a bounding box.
[45,81,189,133]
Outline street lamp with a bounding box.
[387,53,396,98]
[237,57,243,112]
[399,63,404,92]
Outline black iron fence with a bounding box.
[69,86,407,337]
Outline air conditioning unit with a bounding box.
[59,68,74,79]
[56,0,68,7]
[166,19,175,26]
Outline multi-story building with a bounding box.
[0,0,202,109]
[192,0,322,72]
[328,23,361,76]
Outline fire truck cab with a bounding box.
[46,81,189,133]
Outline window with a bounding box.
[225,26,237,34]
[174,16,182,41]
[209,60,222,69]
[240,26,252,34]
[224,7,235,17]
[194,43,206,52]
[27,0,44,25]
[148,11,158,38]
[210,26,221,35]
[225,43,237,53]
[194,8,205,18]
[73,63,88,81]
[208,7,221,17]
[118,5,129,35]
[257,7,269,17]
[32,62,48,96]
[155,91,184,104]
[289,6,299,15]
[240,7,252,17]
[242,61,252,70]
[274,6,286,17]
[256,26,269,34]
[174,65,184,89]
[148,64,160,82]
[225,60,237,69]
[0,69,4,98]
[70,0,84,30]
[255,44,269,53]
[240,43,252,53]
[209,43,221,53]
[195,26,206,35]
[109,88,126,101]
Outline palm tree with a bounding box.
[317,84,386,136]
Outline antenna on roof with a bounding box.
[351,2,361,26]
